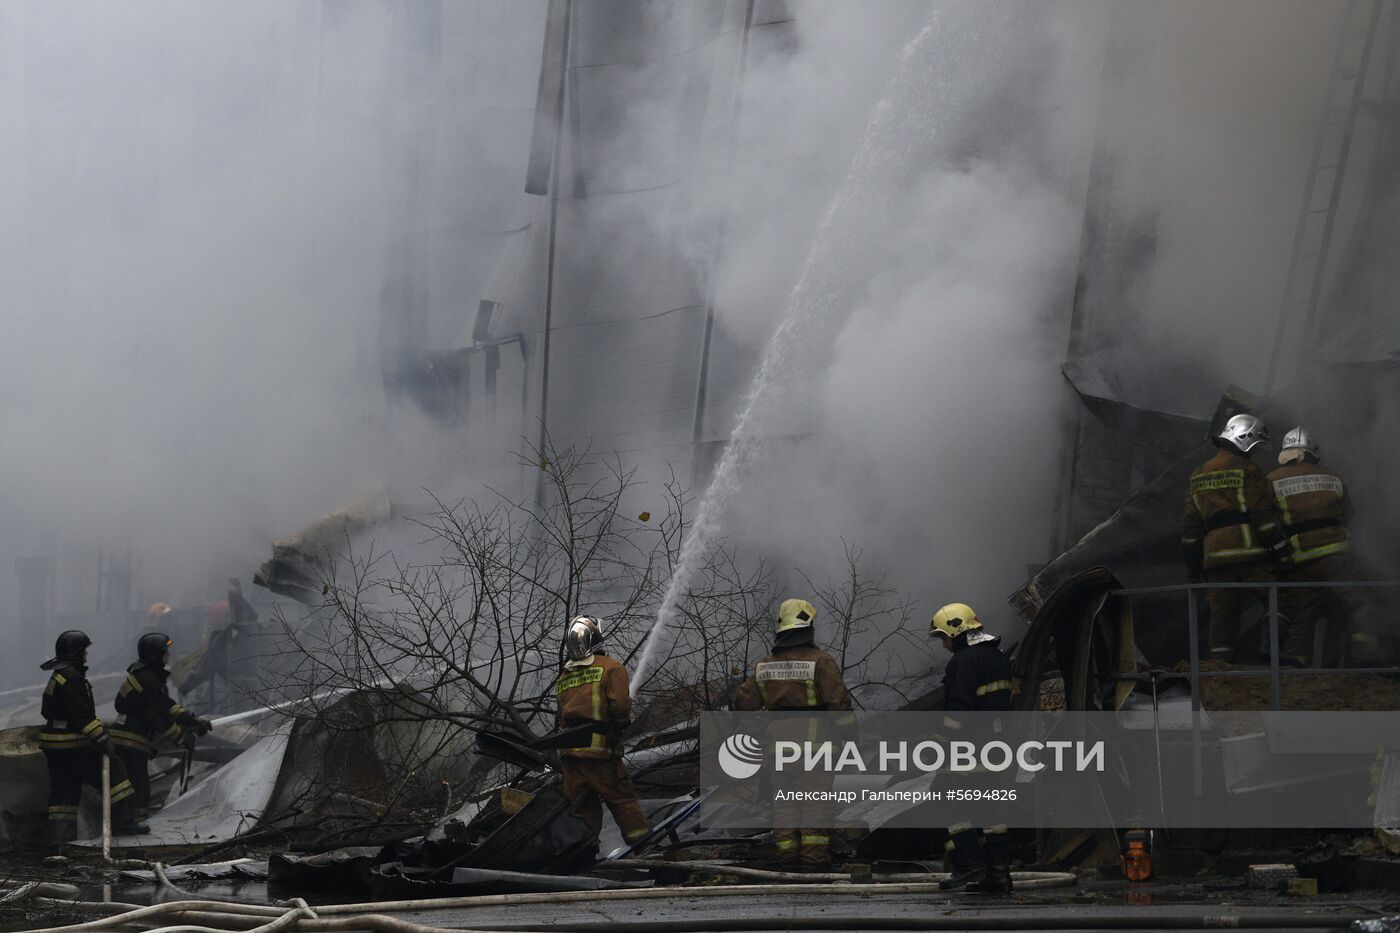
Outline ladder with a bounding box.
[1264,0,1386,393]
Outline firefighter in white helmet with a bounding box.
[931,602,1014,895]
[1267,426,1377,665]
[554,616,650,846]
[1182,413,1287,661]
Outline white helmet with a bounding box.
[1217,413,1269,455]
[1280,425,1318,456]
[564,616,603,664]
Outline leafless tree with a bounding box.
[799,541,927,707]
[245,438,915,836]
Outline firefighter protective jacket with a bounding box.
[112,661,200,753]
[555,653,632,759]
[732,645,852,712]
[1182,448,1285,572]
[1267,460,1352,565]
[942,635,1013,712]
[39,663,109,751]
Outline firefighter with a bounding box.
[554,616,650,847]
[110,633,212,821]
[38,631,147,844]
[1267,426,1377,665]
[733,598,852,871]
[930,602,1015,895]
[1182,413,1287,661]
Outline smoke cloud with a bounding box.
[0,0,1386,694]
[0,1,546,681]
[677,0,1374,663]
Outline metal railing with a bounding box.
[1109,580,1400,795]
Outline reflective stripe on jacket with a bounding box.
[555,654,632,758]
[732,645,852,712]
[942,637,1013,714]
[114,660,196,747]
[1182,448,1284,570]
[39,665,106,751]
[1267,461,1351,564]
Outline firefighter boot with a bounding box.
[966,833,1013,895]
[112,798,150,836]
[45,817,78,851]
[938,830,986,891]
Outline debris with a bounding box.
[439,784,597,874]
[1352,918,1400,933]
[120,858,269,883]
[368,863,652,898]
[255,489,392,604]
[498,786,534,816]
[269,847,379,890]
[1287,877,1319,896]
[1181,662,1400,711]
[1294,840,1347,892]
[1246,863,1297,888]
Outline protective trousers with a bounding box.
[42,747,136,844]
[1282,553,1377,664]
[561,756,650,844]
[772,769,834,868]
[115,745,153,818]
[1205,562,1274,656]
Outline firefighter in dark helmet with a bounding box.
[111,632,213,821]
[1267,426,1377,665]
[554,616,650,846]
[733,598,852,871]
[931,602,1014,895]
[1181,413,1286,661]
[38,630,147,843]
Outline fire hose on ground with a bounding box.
[605,858,1077,887]
[18,884,1378,933]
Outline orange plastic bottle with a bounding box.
[1121,825,1153,881]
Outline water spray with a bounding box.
[631,5,1003,690]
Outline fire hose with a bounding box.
[20,886,1375,933]
[606,858,1077,888]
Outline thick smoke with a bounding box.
[664,1,1096,653]
[1090,0,1348,387]
[0,2,546,682]
[0,0,1384,695]
[670,0,1370,658]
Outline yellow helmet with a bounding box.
[777,598,817,634]
[931,602,982,639]
[148,602,172,619]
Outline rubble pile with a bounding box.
[1182,661,1400,711]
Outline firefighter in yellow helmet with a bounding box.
[1181,414,1286,661]
[733,598,852,871]
[931,602,1014,895]
[1267,427,1377,665]
[554,616,650,847]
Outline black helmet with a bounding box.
[138,632,173,664]
[41,630,92,671]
